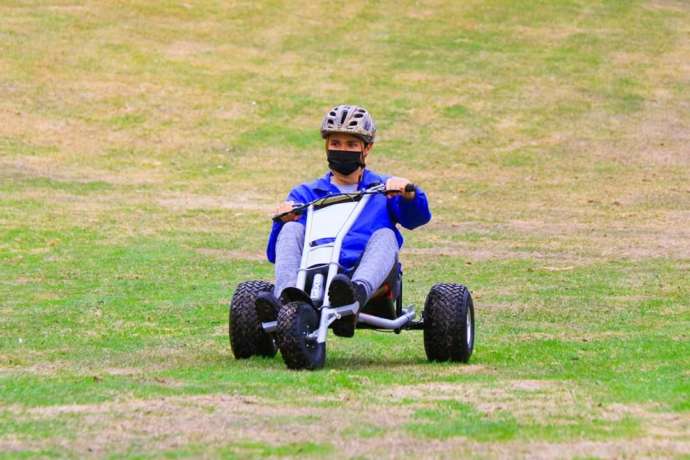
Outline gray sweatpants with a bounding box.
[273,222,398,300]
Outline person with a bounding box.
[255,104,431,336]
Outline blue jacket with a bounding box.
[266,169,432,268]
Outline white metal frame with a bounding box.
[262,187,416,343]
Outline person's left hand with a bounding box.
[385,176,415,200]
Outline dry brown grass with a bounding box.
[3,387,688,459]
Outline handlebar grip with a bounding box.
[272,206,304,223]
[384,183,417,195]
[272,211,298,223]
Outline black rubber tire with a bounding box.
[229,280,277,359]
[423,283,475,363]
[277,301,325,370]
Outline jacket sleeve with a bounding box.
[387,185,432,230]
[266,187,307,263]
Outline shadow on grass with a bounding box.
[218,350,474,373]
[314,354,431,370]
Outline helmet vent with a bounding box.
[320,104,376,143]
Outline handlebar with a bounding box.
[272,183,417,223]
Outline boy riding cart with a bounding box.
[229,104,474,369]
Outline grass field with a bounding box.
[1,0,689,458]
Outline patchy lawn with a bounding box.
[1,0,689,458]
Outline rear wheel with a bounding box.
[423,283,475,363]
[229,280,277,359]
[277,301,325,370]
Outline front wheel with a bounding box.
[277,301,325,370]
[423,283,475,363]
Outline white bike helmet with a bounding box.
[320,104,376,144]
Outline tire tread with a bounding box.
[229,280,276,359]
[423,283,474,363]
[277,301,325,370]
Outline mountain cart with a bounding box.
[229,183,475,370]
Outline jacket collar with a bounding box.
[313,169,382,193]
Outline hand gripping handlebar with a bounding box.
[272,183,416,222]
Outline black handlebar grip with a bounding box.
[272,206,305,222]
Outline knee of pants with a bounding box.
[277,221,305,241]
[370,227,397,244]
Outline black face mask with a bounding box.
[327,149,365,176]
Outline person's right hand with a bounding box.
[276,201,299,223]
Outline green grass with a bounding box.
[407,401,520,441]
[1,0,689,457]
[407,399,641,442]
[156,441,334,459]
